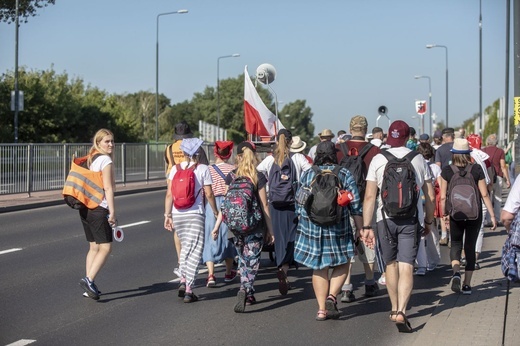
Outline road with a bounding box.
[1,190,458,345]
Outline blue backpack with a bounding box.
[268,154,298,207]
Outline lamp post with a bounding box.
[426,44,448,127]
[415,75,432,135]
[217,54,240,140]
[155,9,188,143]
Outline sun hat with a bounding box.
[290,136,307,153]
[214,141,234,160]
[386,120,410,147]
[318,128,335,139]
[180,138,204,157]
[450,138,472,154]
[173,121,194,140]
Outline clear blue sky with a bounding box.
[0,0,513,137]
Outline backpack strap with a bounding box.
[380,149,396,162]
[212,164,226,180]
[358,143,374,159]
[339,142,349,157]
[403,150,419,163]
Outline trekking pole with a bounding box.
[501,279,510,346]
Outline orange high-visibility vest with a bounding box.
[62,155,104,209]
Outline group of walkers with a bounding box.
[73,118,514,333]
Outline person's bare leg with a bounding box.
[225,257,234,275]
[312,268,329,312]
[86,243,112,281]
[396,262,414,314]
[330,263,349,297]
[385,261,399,313]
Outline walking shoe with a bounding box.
[79,276,100,300]
[83,289,102,298]
[451,273,461,293]
[364,283,378,297]
[325,295,340,319]
[277,269,289,295]
[224,270,238,283]
[378,275,386,286]
[245,295,256,306]
[340,290,356,303]
[178,282,186,298]
[462,285,472,295]
[183,292,199,303]
[206,274,216,287]
[439,238,448,246]
[414,267,427,276]
[234,290,247,313]
[427,263,437,271]
[460,257,467,267]
[475,263,481,270]
[173,267,181,277]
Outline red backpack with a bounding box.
[171,164,199,209]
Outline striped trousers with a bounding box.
[172,213,205,289]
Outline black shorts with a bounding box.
[79,206,113,244]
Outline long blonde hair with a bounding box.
[273,133,291,166]
[88,128,114,165]
[236,147,259,186]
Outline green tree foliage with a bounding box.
[482,99,500,140]
[279,100,315,143]
[0,0,55,23]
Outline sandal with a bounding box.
[395,311,413,333]
[389,311,398,322]
[325,294,340,320]
[277,269,289,295]
[316,310,328,321]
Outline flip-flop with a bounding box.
[395,311,413,333]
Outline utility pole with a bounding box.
[514,0,520,176]
[14,0,20,143]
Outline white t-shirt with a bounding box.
[257,153,312,181]
[307,145,317,161]
[503,177,520,214]
[167,161,212,214]
[90,155,112,209]
[366,147,431,224]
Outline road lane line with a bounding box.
[6,340,36,346]
[0,248,23,255]
[119,221,150,228]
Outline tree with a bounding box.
[279,100,315,143]
[0,0,55,23]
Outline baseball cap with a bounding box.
[419,133,430,141]
[386,120,410,147]
[236,141,256,154]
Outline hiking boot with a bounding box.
[234,290,247,313]
[364,283,378,297]
[462,285,472,295]
[340,290,355,303]
[79,277,100,300]
[206,274,216,287]
[224,270,238,283]
[451,273,461,293]
[183,292,199,303]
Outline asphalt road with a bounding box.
[0,190,454,346]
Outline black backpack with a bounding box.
[380,150,420,219]
[446,164,479,221]
[268,154,298,207]
[338,142,373,200]
[305,165,343,226]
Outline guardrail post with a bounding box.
[121,143,126,186]
[63,144,69,184]
[26,144,34,197]
[145,143,150,182]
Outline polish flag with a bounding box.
[244,66,283,136]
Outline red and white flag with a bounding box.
[244,66,283,136]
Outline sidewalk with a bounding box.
[1,183,519,345]
[413,227,520,346]
[0,180,166,213]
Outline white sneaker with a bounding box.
[377,275,386,286]
[173,267,181,277]
[414,267,427,276]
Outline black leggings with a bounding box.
[449,214,482,271]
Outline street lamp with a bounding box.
[426,44,448,127]
[217,54,240,140]
[414,75,432,135]
[155,9,188,143]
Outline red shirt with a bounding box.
[482,146,505,177]
[335,140,381,173]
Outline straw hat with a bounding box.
[318,129,334,139]
[450,138,472,154]
[290,136,307,153]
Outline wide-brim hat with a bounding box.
[173,121,194,140]
[318,128,334,139]
[290,136,307,153]
[450,138,472,154]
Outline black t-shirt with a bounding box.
[225,170,267,191]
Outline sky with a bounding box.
[0,0,514,137]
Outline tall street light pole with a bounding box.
[14,0,20,143]
[426,44,449,127]
[415,75,433,135]
[217,54,240,140]
[155,9,188,143]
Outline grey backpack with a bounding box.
[446,164,479,221]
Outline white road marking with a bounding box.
[119,221,150,228]
[0,248,23,255]
[6,340,36,346]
